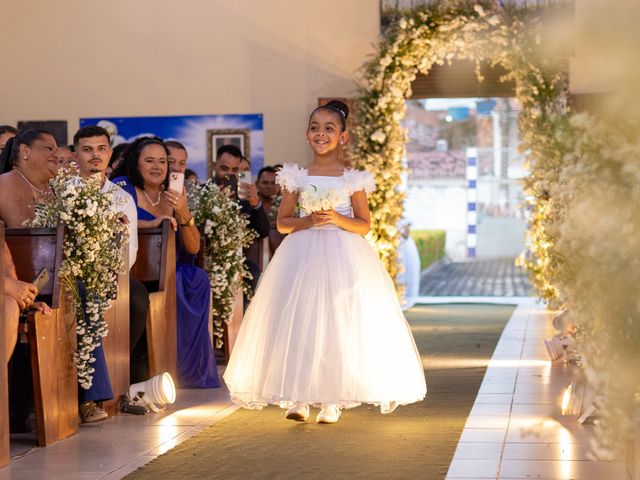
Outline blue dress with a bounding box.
[115,177,219,388]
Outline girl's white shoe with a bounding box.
[285,403,309,421]
[316,404,341,424]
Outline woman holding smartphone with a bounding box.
[113,136,219,389]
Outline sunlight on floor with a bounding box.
[422,356,550,369]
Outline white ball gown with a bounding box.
[223,164,427,414]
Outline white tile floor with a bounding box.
[1,385,238,480]
[443,297,629,480]
[2,298,629,479]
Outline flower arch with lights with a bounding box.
[350,1,640,456]
[351,1,568,292]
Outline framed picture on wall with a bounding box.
[207,128,251,178]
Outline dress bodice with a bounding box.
[301,175,354,218]
[111,176,156,221]
[275,164,376,230]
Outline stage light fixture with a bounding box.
[128,372,177,413]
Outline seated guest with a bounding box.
[213,145,270,297]
[3,243,52,432]
[0,129,59,226]
[0,129,58,430]
[272,164,283,196]
[0,132,59,321]
[165,141,187,174]
[3,245,31,364]
[3,244,52,363]
[73,126,150,389]
[107,142,129,178]
[75,129,137,269]
[166,141,197,199]
[256,166,285,267]
[114,136,219,388]
[256,166,278,213]
[56,144,75,169]
[240,156,251,174]
[185,168,199,185]
[0,126,17,155]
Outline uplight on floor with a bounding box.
[129,372,177,412]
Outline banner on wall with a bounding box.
[79,114,264,180]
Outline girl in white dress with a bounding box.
[223,100,426,423]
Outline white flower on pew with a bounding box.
[26,165,129,389]
[189,181,258,350]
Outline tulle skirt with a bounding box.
[223,226,427,413]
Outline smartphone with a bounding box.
[237,172,252,200]
[238,171,252,186]
[168,172,185,193]
[32,268,49,292]
[222,174,238,196]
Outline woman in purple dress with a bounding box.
[114,136,219,388]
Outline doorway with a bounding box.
[402,98,532,297]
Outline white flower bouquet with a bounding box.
[27,166,128,389]
[298,185,341,213]
[190,181,258,349]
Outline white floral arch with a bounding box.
[350,2,568,289]
[350,0,640,456]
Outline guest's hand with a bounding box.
[221,186,236,200]
[164,188,189,217]
[151,215,178,231]
[6,278,38,310]
[32,302,52,315]
[240,183,260,207]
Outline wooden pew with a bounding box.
[5,227,131,436]
[196,237,243,363]
[5,226,78,447]
[131,220,177,379]
[101,253,130,416]
[0,225,7,468]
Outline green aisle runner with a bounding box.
[126,304,514,480]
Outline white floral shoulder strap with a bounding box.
[343,169,377,196]
[275,163,308,193]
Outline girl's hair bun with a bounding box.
[325,100,349,120]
